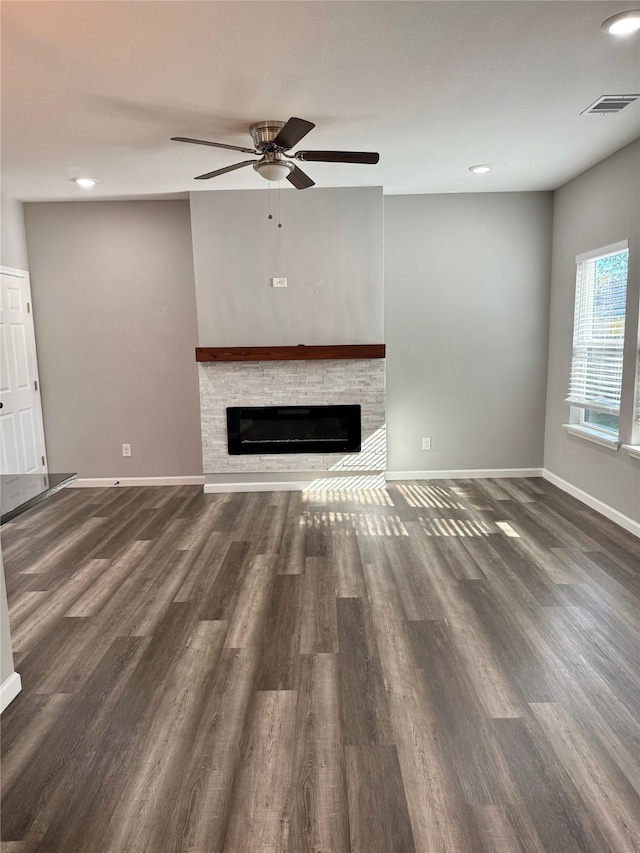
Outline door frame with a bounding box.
[1,265,48,474]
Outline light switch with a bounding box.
[271,277,287,288]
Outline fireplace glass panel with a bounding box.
[227,405,361,455]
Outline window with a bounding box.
[566,241,629,439]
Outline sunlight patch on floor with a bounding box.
[420,517,492,537]
[397,483,465,510]
[302,511,408,536]
[496,520,521,538]
[304,472,389,494]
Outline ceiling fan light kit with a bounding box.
[171,117,380,189]
[253,153,294,182]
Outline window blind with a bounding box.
[566,243,629,417]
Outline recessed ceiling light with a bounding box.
[601,10,640,34]
[469,164,491,174]
[72,177,97,188]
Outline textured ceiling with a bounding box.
[1,1,639,201]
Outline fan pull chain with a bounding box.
[266,182,283,228]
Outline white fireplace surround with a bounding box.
[199,359,386,482]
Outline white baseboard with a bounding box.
[0,671,22,713]
[205,480,315,494]
[204,472,387,494]
[385,468,543,481]
[542,469,640,538]
[69,476,205,488]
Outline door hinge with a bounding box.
[34,380,38,391]
[42,456,45,466]
[27,302,31,313]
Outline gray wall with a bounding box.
[384,192,553,473]
[1,194,29,270]
[544,140,640,522]
[24,200,202,479]
[190,187,384,346]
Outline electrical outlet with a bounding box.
[122,443,131,457]
[271,277,287,288]
[422,437,432,451]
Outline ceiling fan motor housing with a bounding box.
[250,121,286,151]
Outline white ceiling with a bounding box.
[1,1,639,201]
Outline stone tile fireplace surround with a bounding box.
[198,355,386,481]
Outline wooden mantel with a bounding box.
[196,344,386,363]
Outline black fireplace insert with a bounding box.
[227,405,361,455]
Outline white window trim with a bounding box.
[576,239,629,263]
[562,423,620,450]
[566,240,629,441]
[622,444,640,460]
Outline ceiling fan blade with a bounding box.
[273,117,315,150]
[172,136,256,154]
[194,160,256,180]
[286,165,315,190]
[295,150,380,164]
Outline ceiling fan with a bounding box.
[171,117,379,189]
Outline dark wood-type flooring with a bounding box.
[1,478,639,852]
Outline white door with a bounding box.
[0,267,47,475]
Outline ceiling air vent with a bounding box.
[581,94,639,115]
